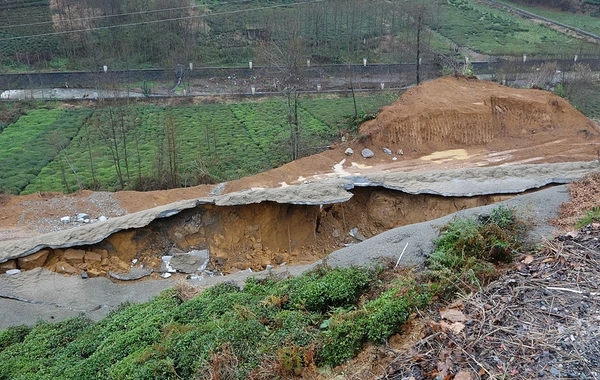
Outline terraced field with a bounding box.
[0,93,394,194]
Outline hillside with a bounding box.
[1,0,598,72]
[1,75,600,378]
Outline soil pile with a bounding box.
[361,76,598,156]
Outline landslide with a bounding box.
[1,76,600,280]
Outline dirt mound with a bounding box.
[361,76,598,155]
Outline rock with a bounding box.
[383,147,392,155]
[161,272,172,279]
[63,248,85,265]
[392,157,398,161]
[349,227,367,241]
[84,251,102,265]
[170,250,210,274]
[344,148,354,156]
[77,213,90,222]
[109,268,152,281]
[361,148,374,158]
[5,269,21,275]
[60,216,71,223]
[55,261,80,275]
[81,271,89,279]
[98,215,108,222]
[0,259,18,274]
[396,149,404,155]
[109,256,130,272]
[92,248,109,259]
[86,268,106,278]
[168,247,184,255]
[17,249,49,270]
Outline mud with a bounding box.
[0,187,534,277]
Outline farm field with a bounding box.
[498,0,600,37]
[435,0,599,56]
[0,93,395,195]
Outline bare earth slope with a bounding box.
[0,76,599,278]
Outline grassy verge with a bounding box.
[0,205,528,378]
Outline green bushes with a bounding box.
[0,206,528,377]
[427,205,526,290]
[0,108,91,194]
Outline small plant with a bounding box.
[140,81,153,97]
[553,83,568,98]
[575,206,600,229]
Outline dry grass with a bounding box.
[381,229,600,379]
[175,279,202,302]
[554,172,600,231]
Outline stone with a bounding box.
[344,148,354,156]
[0,259,17,274]
[84,251,102,265]
[361,148,374,158]
[161,273,172,279]
[17,249,50,270]
[396,149,404,155]
[349,227,367,241]
[92,248,109,259]
[100,257,111,267]
[109,256,130,272]
[383,147,392,155]
[6,269,21,275]
[392,157,398,161]
[55,261,80,275]
[63,248,85,265]
[77,213,90,222]
[109,268,152,281]
[170,250,210,274]
[81,271,89,279]
[60,216,71,223]
[87,268,106,278]
[98,215,108,222]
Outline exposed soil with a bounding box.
[313,174,600,380]
[1,76,599,278]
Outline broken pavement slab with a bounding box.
[0,161,597,266]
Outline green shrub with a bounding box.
[283,266,375,313]
[0,325,32,352]
[319,309,368,367]
[364,282,432,342]
[427,205,527,290]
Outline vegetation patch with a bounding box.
[436,0,597,55]
[0,206,528,378]
[0,94,393,194]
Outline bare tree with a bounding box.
[256,38,307,160]
[404,1,439,85]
